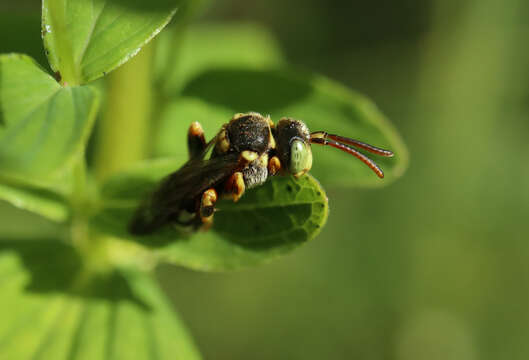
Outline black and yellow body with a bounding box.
[129,112,393,235]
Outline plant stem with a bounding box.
[76,44,156,271]
[94,43,155,180]
[43,0,80,85]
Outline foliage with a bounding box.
[0,1,406,358]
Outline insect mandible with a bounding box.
[129,112,394,234]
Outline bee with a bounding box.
[129,112,394,234]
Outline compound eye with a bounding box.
[289,139,313,177]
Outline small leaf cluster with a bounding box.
[0,1,407,359]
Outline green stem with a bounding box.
[94,43,155,180]
[71,152,87,207]
[69,153,100,271]
[70,44,157,272]
[43,0,80,85]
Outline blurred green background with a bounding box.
[2,0,529,359]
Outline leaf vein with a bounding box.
[144,311,160,360]
[65,300,90,360]
[76,0,107,68]
[30,298,69,360]
[81,19,160,70]
[0,90,60,147]
[104,300,118,360]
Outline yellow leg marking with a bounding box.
[199,188,218,223]
[225,172,245,202]
[216,129,230,154]
[188,121,207,159]
[268,156,281,176]
[188,122,204,137]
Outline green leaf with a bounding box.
[155,69,408,187]
[0,54,98,187]
[155,22,285,93]
[42,0,181,85]
[0,180,68,222]
[0,202,65,241]
[0,239,201,360]
[91,160,329,270]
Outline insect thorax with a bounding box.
[226,113,271,153]
[212,113,274,188]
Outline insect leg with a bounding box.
[199,188,218,228]
[215,128,230,154]
[188,122,207,159]
[224,172,246,202]
[268,155,281,176]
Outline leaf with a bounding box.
[0,54,98,187]
[155,22,285,93]
[42,0,181,85]
[91,160,329,270]
[0,179,68,222]
[0,239,201,360]
[154,69,408,187]
[0,202,65,241]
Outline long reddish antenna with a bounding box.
[310,131,393,178]
[326,134,394,157]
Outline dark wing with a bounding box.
[129,151,241,235]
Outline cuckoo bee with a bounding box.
[129,112,394,234]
